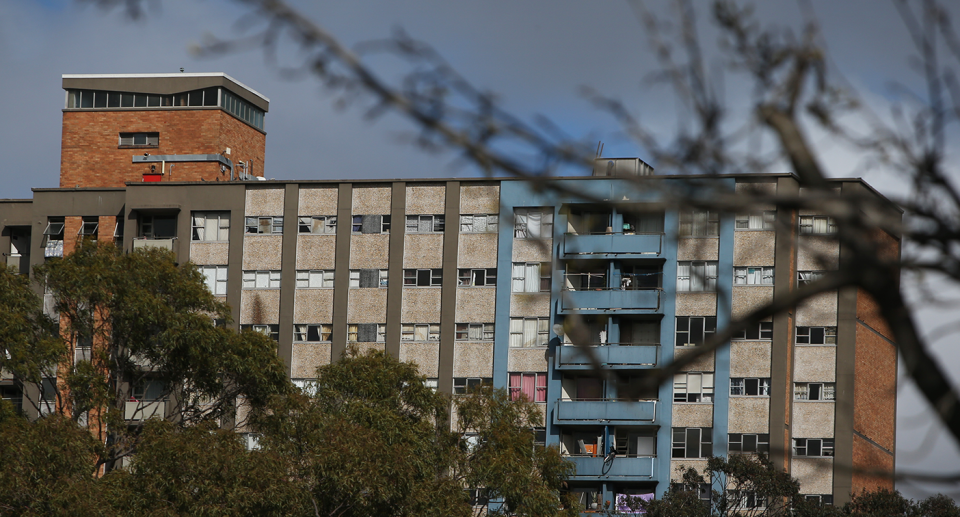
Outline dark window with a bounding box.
[729,433,770,454]
[119,132,159,147]
[731,321,773,340]
[672,427,712,458]
[675,316,716,346]
[454,377,492,395]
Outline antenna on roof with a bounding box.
[180,67,184,73]
[595,141,604,158]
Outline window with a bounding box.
[199,265,228,295]
[513,208,553,239]
[298,215,337,234]
[734,266,774,285]
[244,216,283,234]
[423,378,438,391]
[350,269,388,288]
[118,132,159,147]
[732,321,773,340]
[242,324,279,342]
[403,269,443,287]
[799,216,837,235]
[454,377,492,394]
[675,316,716,346]
[405,214,445,233]
[795,382,836,401]
[293,324,332,342]
[43,218,65,258]
[730,378,771,396]
[351,215,391,234]
[729,491,767,510]
[677,261,718,292]
[348,323,386,342]
[192,212,230,241]
[132,379,165,402]
[673,373,715,403]
[460,214,498,233]
[729,433,770,454]
[511,262,551,292]
[797,270,826,286]
[509,318,550,347]
[242,270,281,289]
[401,324,440,341]
[508,373,547,402]
[138,214,177,239]
[794,438,834,457]
[796,326,837,345]
[679,210,719,237]
[458,268,497,287]
[79,218,99,238]
[295,270,335,288]
[735,211,775,230]
[456,323,495,341]
[352,216,363,233]
[804,495,834,505]
[672,428,713,458]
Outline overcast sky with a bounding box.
[4,0,960,500]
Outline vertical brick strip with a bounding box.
[438,181,460,394]
[385,182,406,360]
[330,184,353,361]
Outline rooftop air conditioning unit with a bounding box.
[593,158,654,177]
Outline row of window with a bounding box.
[672,428,835,458]
[283,320,543,345]
[674,373,836,402]
[676,317,836,346]
[66,88,265,130]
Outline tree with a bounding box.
[9,243,291,468]
[253,347,577,517]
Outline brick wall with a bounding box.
[60,109,265,188]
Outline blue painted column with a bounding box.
[713,179,736,460]
[654,208,679,499]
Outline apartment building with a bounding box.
[0,73,899,507]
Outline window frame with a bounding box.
[405,214,445,233]
[730,377,771,396]
[799,215,838,235]
[192,212,231,242]
[677,261,718,292]
[241,270,281,289]
[794,382,836,401]
[459,214,499,233]
[513,208,554,239]
[400,323,441,342]
[295,270,335,289]
[729,433,770,454]
[793,438,835,457]
[673,372,715,403]
[675,316,717,347]
[508,372,548,403]
[671,427,713,459]
[735,211,776,231]
[731,321,773,340]
[797,270,827,286]
[199,265,228,296]
[242,324,279,342]
[403,268,443,287]
[454,377,492,395]
[509,317,550,348]
[796,326,837,345]
[293,324,333,343]
[297,215,337,235]
[455,323,495,341]
[511,262,551,293]
[118,132,160,147]
[678,210,720,237]
[733,266,775,286]
[458,268,497,287]
[244,216,283,235]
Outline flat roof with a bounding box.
[61,73,269,111]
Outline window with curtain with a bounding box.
[799,216,837,235]
[514,208,553,239]
[678,210,719,237]
[192,212,230,241]
[677,261,718,292]
[734,266,774,285]
[199,265,227,295]
[735,211,775,230]
[508,372,547,402]
[512,262,550,292]
[509,317,550,347]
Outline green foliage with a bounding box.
[0,266,64,394]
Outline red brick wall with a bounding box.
[852,434,895,493]
[60,109,265,188]
[62,216,82,256]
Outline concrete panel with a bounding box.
[189,242,229,265]
[405,185,446,214]
[793,402,836,438]
[240,290,280,324]
[244,188,285,216]
[402,288,443,322]
[798,236,840,271]
[291,343,331,378]
[352,186,392,215]
[507,348,549,372]
[399,342,440,377]
[673,348,715,372]
[242,235,283,270]
[350,234,390,268]
[404,234,444,268]
[733,232,776,266]
[795,346,837,382]
[731,286,774,319]
[352,343,386,356]
[510,293,551,317]
[728,398,770,433]
[796,291,838,326]
[347,288,388,323]
[677,238,719,261]
[730,342,772,377]
[456,288,497,322]
[675,293,717,316]
[671,460,709,481]
[296,235,336,270]
[672,404,714,428]
[458,233,499,268]
[298,187,338,215]
[512,238,552,262]
[453,342,494,377]
[793,458,834,494]
[460,184,500,214]
[293,289,334,323]
[736,180,777,196]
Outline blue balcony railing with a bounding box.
[559,288,662,314]
[566,455,656,480]
[561,232,662,258]
[555,345,660,370]
[553,399,657,424]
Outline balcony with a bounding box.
[561,232,662,259]
[124,400,166,421]
[554,399,657,425]
[133,238,176,252]
[567,455,656,480]
[559,288,662,314]
[556,345,660,370]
